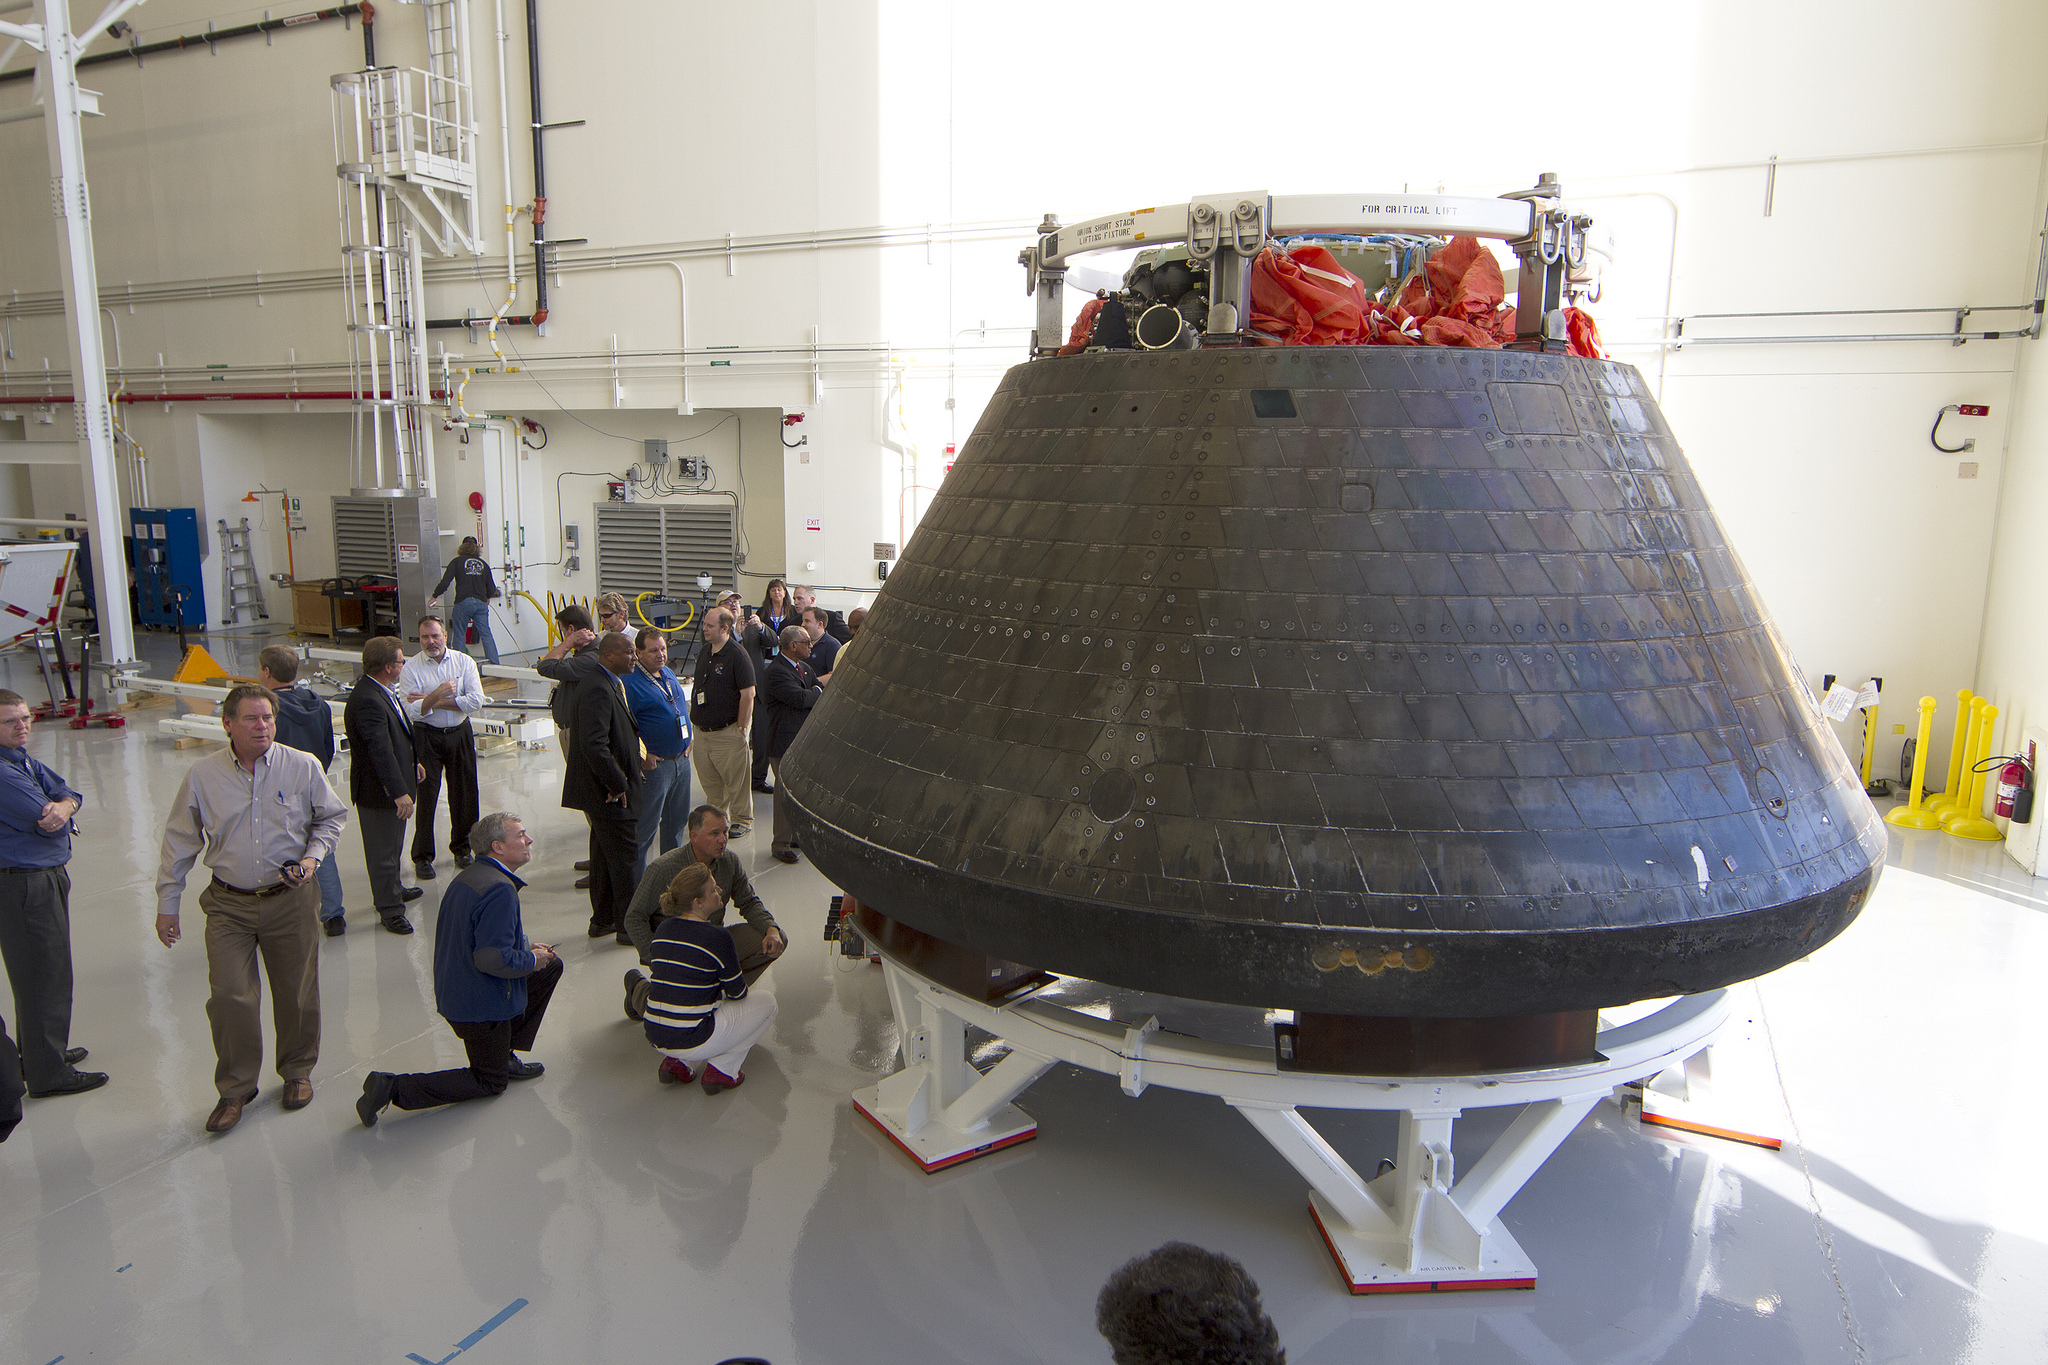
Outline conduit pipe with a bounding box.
[0,389,447,403]
[523,0,548,326]
[0,3,368,84]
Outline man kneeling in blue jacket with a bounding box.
[357,812,561,1125]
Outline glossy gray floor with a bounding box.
[2,637,2044,1364]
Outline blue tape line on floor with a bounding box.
[404,1298,528,1365]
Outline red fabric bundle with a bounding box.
[1565,306,1605,359]
[1058,297,1104,356]
[1082,235,1606,357]
[1249,245,1378,345]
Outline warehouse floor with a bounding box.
[0,630,2041,1365]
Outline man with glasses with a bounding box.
[0,689,104,1100]
[356,813,560,1125]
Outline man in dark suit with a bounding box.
[763,624,823,864]
[564,632,645,942]
[343,636,425,934]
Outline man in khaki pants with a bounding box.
[156,684,349,1135]
[689,607,756,838]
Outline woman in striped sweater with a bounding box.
[643,861,777,1094]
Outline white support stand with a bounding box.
[856,944,1728,1294]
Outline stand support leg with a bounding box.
[853,961,1045,1172]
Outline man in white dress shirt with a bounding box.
[401,616,486,880]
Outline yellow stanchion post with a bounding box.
[1946,702,2003,840]
[1858,681,1881,793]
[1924,688,1974,819]
[1887,697,1944,829]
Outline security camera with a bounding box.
[696,571,714,594]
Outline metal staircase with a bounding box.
[331,0,480,494]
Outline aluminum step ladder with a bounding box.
[217,517,269,625]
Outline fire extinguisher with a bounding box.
[1992,755,2034,822]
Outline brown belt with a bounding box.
[209,876,295,898]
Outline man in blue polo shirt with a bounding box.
[0,687,104,1100]
[625,627,692,873]
[357,812,561,1124]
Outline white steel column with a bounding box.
[31,0,136,665]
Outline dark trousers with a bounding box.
[358,804,409,919]
[0,1009,24,1141]
[391,956,562,1109]
[751,707,773,785]
[586,811,640,934]
[412,721,479,864]
[0,866,75,1091]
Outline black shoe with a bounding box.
[615,932,634,947]
[401,886,425,902]
[772,849,798,864]
[454,852,474,869]
[64,1046,88,1065]
[30,1071,109,1098]
[753,782,775,794]
[587,920,616,939]
[623,970,648,1021]
[413,861,436,880]
[357,1072,397,1127]
[381,916,414,935]
[574,875,592,890]
[323,917,346,937]
[574,860,592,871]
[507,1058,544,1081]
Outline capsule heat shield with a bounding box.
[782,347,1883,1016]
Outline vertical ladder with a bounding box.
[217,517,269,625]
[330,0,479,494]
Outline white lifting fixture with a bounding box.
[1017,179,1600,357]
[852,912,1729,1294]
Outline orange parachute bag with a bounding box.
[1248,245,1376,345]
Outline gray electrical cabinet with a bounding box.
[332,493,441,639]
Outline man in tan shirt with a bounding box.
[156,685,349,1135]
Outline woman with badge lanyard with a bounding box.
[741,579,791,793]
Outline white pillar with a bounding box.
[36,0,136,665]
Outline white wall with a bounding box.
[3,0,2046,752]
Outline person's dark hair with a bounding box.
[470,811,523,856]
[760,578,788,614]
[221,683,279,723]
[802,606,828,628]
[257,644,300,684]
[556,604,593,632]
[778,623,806,651]
[1096,1243,1283,1365]
[457,536,481,557]
[362,636,404,672]
[687,804,728,833]
[635,626,666,651]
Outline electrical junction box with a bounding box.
[679,456,703,480]
[644,438,669,465]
